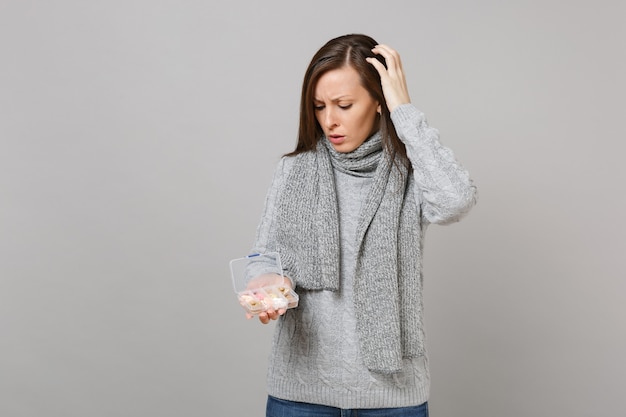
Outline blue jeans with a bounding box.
[266,396,429,417]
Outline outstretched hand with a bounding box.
[366,44,411,113]
[244,273,293,324]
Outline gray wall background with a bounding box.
[1,1,624,416]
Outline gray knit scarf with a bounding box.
[276,132,425,374]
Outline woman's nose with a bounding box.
[324,109,338,129]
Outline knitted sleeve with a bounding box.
[391,104,478,225]
[249,156,296,286]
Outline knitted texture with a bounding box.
[251,104,477,407]
[275,132,423,373]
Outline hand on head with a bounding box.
[366,44,411,113]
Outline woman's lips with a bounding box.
[328,135,345,145]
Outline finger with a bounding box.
[258,312,270,324]
[366,56,388,78]
[266,309,279,321]
[372,45,403,73]
[373,44,400,62]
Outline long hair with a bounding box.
[286,33,410,169]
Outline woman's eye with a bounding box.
[339,104,352,110]
[314,105,325,111]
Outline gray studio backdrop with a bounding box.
[1,1,624,416]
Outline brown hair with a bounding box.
[286,33,410,168]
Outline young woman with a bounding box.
[245,33,477,417]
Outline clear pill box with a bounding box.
[229,252,299,315]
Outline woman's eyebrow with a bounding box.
[313,95,353,102]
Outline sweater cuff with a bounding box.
[390,103,425,128]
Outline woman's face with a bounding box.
[313,66,381,153]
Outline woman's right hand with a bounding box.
[244,273,293,324]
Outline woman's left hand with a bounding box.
[366,44,411,113]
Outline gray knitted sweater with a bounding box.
[251,104,477,409]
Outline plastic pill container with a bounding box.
[229,252,299,315]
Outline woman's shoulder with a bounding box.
[276,149,317,172]
[269,153,300,183]
[275,154,295,173]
